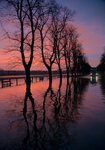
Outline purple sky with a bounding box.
[56,0,105,67]
[0,0,105,70]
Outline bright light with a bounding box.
[96,76,98,82]
[90,76,92,81]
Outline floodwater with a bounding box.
[0,76,105,150]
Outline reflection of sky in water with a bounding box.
[0,77,105,150]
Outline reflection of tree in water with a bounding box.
[55,77,90,123]
[2,77,90,150]
[22,92,38,149]
[99,76,105,103]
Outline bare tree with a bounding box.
[37,0,59,87]
[53,6,75,81]
[1,0,43,94]
[38,0,75,87]
[61,25,78,79]
[72,40,81,76]
[97,47,105,73]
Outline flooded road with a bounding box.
[0,76,105,150]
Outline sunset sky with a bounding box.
[0,0,105,70]
[57,0,105,66]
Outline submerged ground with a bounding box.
[0,76,105,150]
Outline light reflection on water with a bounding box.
[0,76,105,150]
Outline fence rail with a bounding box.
[0,74,67,88]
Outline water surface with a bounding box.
[0,76,105,150]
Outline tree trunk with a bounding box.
[71,69,73,77]
[48,66,52,89]
[67,67,69,78]
[58,62,62,87]
[25,67,31,95]
[58,63,62,79]
[67,67,69,85]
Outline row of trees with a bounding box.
[1,0,90,93]
[97,47,105,73]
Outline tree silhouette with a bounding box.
[61,25,90,77]
[1,0,44,94]
[62,25,78,77]
[37,0,75,85]
[51,6,75,80]
[97,47,105,73]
